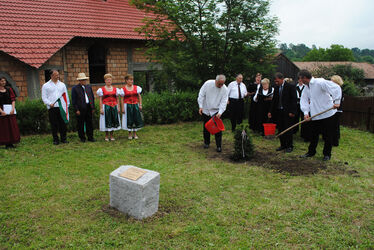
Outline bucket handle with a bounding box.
[212,116,219,128]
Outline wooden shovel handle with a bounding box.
[276,107,334,138]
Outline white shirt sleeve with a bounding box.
[242,83,248,97]
[253,88,260,102]
[41,84,51,106]
[96,88,103,97]
[137,86,142,94]
[218,88,229,115]
[197,82,206,109]
[115,88,121,96]
[300,86,310,116]
[118,88,124,97]
[321,80,342,105]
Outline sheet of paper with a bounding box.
[3,104,16,115]
[119,167,147,181]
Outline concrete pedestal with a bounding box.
[109,165,160,220]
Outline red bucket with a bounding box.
[263,123,276,136]
[205,116,225,135]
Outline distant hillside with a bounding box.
[279,43,374,63]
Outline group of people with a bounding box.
[1,68,343,161]
[41,70,144,145]
[198,70,343,161]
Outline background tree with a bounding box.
[302,44,355,61]
[131,0,278,91]
[309,64,364,96]
[279,43,311,61]
[279,44,374,64]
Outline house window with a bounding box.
[44,70,51,82]
[88,44,106,84]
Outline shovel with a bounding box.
[272,107,334,139]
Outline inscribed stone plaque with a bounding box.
[120,167,147,181]
[110,165,160,220]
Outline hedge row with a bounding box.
[15,92,200,135]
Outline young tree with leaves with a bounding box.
[131,0,278,91]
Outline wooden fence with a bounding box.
[342,96,374,133]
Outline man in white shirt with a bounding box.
[299,70,341,161]
[42,70,70,145]
[227,74,248,131]
[198,75,228,152]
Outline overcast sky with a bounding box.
[269,0,374,49]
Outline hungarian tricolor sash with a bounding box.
[57,92,69,124]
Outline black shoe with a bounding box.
[323,156,331,161]
[203,144,209,149]
[88,138,96,142]
[61,140,69,144]
[300,153,314,158]
[216,147,222,153]
[285,147,293,153]
[80,138,86,143]
[53,141,59,145]
[276,146,285,152]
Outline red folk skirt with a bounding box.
[0,115,20,145]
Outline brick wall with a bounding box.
[65,45,89,86]
[39,50,65,87]
[106,45,128,83]
[0,52,29,101]
[133,47,149,63]
[1,38,152,101]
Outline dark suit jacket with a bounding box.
[71,84,95,112]
[270,81,297,116]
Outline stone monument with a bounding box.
[109,165,160,220]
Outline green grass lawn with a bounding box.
[1,121,373,248]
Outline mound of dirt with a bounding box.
[188,140,358,176]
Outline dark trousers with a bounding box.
[294,105,311,141]
[203,114,222,148]
[248,99,257,130]
[77,105,94,141]
[308,115,335,157]
[229,98,244,131]
[48,107,67,142]
[276,109,293,148]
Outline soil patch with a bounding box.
[187,140,358,176]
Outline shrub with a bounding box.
[15,92,200,135]
[142,91,200,124]
[342,80,360,97]
[16,99,50,135]
[232,124,254,161]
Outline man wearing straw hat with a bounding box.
[198,74,228,152]
[72,73,96,142]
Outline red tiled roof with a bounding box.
[294,61,374,79]
[0,0,158,68]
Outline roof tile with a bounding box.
[294,61,374,79]
[0,0,158,68]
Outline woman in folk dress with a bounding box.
[0,77,20,148]
[120,74,144,139]
[96,74,121,141]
